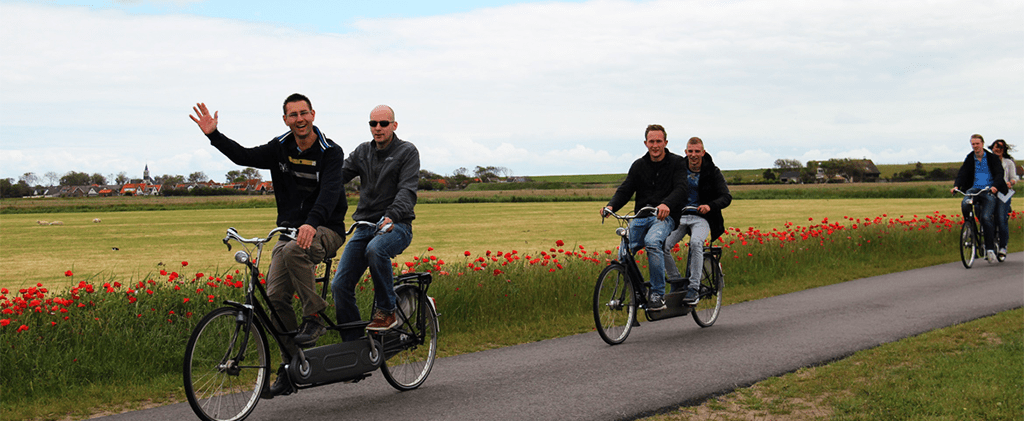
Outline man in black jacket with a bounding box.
[951,134,1008,263]
[331,105,420,333]
[662,137,731,304]
[602,124,687,310]
[190,94,347,397]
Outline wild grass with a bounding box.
[645,309,1023,421]
[2,203,1020,420]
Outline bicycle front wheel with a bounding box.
[959,222,976,269]
[381,286,438,391]
[692,256,723,327]
[184,307,270,421]
[593,263,636,345]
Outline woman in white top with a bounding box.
[990,139,1016,259]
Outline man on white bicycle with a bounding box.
[951,134,1008,263]
[662,137,731,305]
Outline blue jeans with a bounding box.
[962,189,997,251]
[663,215,710,291]
[331,222,412,326]
[997,197,1011,250]
[622,216,675,296]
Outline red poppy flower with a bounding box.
[464,251,471,256]
[556,240,564,247]
[64,270,73,277]
[181,261,188,267]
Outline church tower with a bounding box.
[144,164,151,183]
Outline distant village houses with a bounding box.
[37,180,272,198]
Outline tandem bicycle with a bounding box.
[593,207,724,345]
[183,223,439,421]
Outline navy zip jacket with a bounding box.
[207,126,348,236]
[953,150,1009,195]
[607,149,688,223]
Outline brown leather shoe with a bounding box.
[366,309,398,331]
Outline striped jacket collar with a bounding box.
[275,126,331,151]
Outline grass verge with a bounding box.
[1,207,1020,420]
[643,308,1023,421]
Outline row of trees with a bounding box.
[417,165,514,191]
[1,165,516,198]
[7,169,256,189]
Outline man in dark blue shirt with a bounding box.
[952,134,1009,263]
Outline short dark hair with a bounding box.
[283,93,312,114]
[971,133,984,142]
[645,124,666,140]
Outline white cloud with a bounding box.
[1,0,1022,181]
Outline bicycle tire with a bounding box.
[959,222,976,269]
[593,263,636,345]
[692,255,723,327]
[184,307,270,421]
[380,285,438,391]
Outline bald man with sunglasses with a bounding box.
[331,105,420,335]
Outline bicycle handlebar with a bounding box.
[345,220,378,236]
[223,226,296,251]
[222,219,392,251]
[952,187,992,197]
[602,206,659,221]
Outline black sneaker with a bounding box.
[260,364,294,399]
[647,293,666,311]
[683,288,700,306]
[294,316,326,347]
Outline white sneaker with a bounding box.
[985,250,997,264]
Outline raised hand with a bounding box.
[189,102,218,135]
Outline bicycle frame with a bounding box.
[954,187,1000,267]
[602,207,659,310]
[219,227,301,366]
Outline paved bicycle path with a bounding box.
[102,253,1023,421]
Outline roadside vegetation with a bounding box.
[2,195,1021,420]
[643,309,1023,421]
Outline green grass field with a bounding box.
[0,198,967,289]
[646,309,1023,421]
[1,196,1021,421]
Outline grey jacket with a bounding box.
[342,134,419,224]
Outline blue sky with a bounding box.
[1,0,1022,183]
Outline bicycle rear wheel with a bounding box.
[959,222,976,268]
[380,285,438,391]
[593,264,636,345]
[692,255,723,327]
[184,307,270,421]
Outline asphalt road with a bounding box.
[100,253,1023,421]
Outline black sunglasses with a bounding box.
[369,120,392,128]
